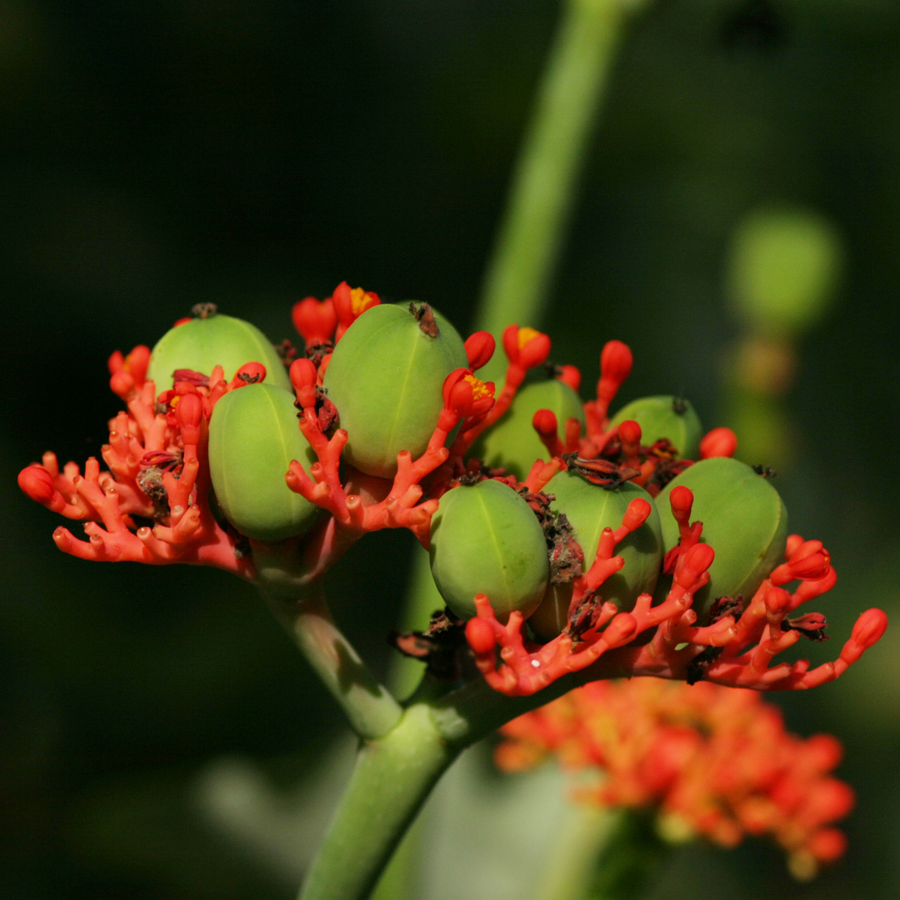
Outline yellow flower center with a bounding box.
[350,287,376,315]
[464,373,492,399]
[518,327,540,349]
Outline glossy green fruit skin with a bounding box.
[529,472,663,640]
[609,395,702,460]
[655,457,788,614]
[148,314,292,392]
[322,303,467,478]
[208,384,319,542]
[429,479,549,622]
[473,379,585,480]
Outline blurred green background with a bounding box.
[2,1,900,898]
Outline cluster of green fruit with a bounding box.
[148,302,467,543]
[149,302,788,640]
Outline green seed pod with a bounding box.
[655,457,788,614]
[208,383,319,542]
[473,379,585,480]
[322,302,468,478]
[609,395,702,460]
[529,472,663,640]
[429,479,549,622]
[148,311,292,392]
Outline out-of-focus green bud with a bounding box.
[208,383,319,542]
[727,207,843,338]
[609,395,702,460]
[473,379,585,480]
[429,479,549,622]
[529,472,662,641]
[655,457,788,614]
[148,309,292,391]
[322,302,467,478]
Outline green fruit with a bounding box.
[655,457,788,614]
[727,206,842,339]
[429,479,549,622]
[322,302,468,478]
[529,472,663,640]
[208,383,319,542]
[148,312,291,392]
[473,379,585,480]
[609,395,702,459]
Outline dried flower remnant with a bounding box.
[497,678,854,880]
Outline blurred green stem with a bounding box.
[534,807,669,900]
[476,0,638,342]
[254,542,402,741]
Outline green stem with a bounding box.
[475,0,633,343]
[255,542,402,741]
[534,807,669,900]
[297,703,459,900]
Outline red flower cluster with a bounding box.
[18,353,261,576]
[17,284,887,702]
[497,678,854,880]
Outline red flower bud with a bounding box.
[229,361,267,389]
[466,615,497,656]
[332,282,381,339]
[700,426,738,459]
[668,485,694,522]
[292,296,338,344]
[851,608,888,650]
[678,542,715,587]
[617,419,642,445]
[502,324,551,369]
[18,465,57,505]
[175,392,203,445]
[532,409,558,440]
[464,331,495,371]
[557,364,581,392]
[598,340,632,396]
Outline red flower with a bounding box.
[497,677,854,879]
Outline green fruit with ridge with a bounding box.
[429,479,549,622]
[609,395,702,459]
[473,379,585,480]
[529,471,663,640]
[322,302,468,478]
[655,457,788,614]
[208,383,319,542]
[148,311,291,392]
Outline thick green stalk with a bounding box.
[297,703,459,900]
[255,542,402,741]
[534,807,669,900]
[476,0,632,344]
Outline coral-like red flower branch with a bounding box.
[466,485,885,696]
[20,357,258,576]
[285,359,497,545]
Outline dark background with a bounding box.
[2,1,899,898]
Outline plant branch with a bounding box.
[297,703,458,900]
[476,0,635,344]
[255,541,403,741]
